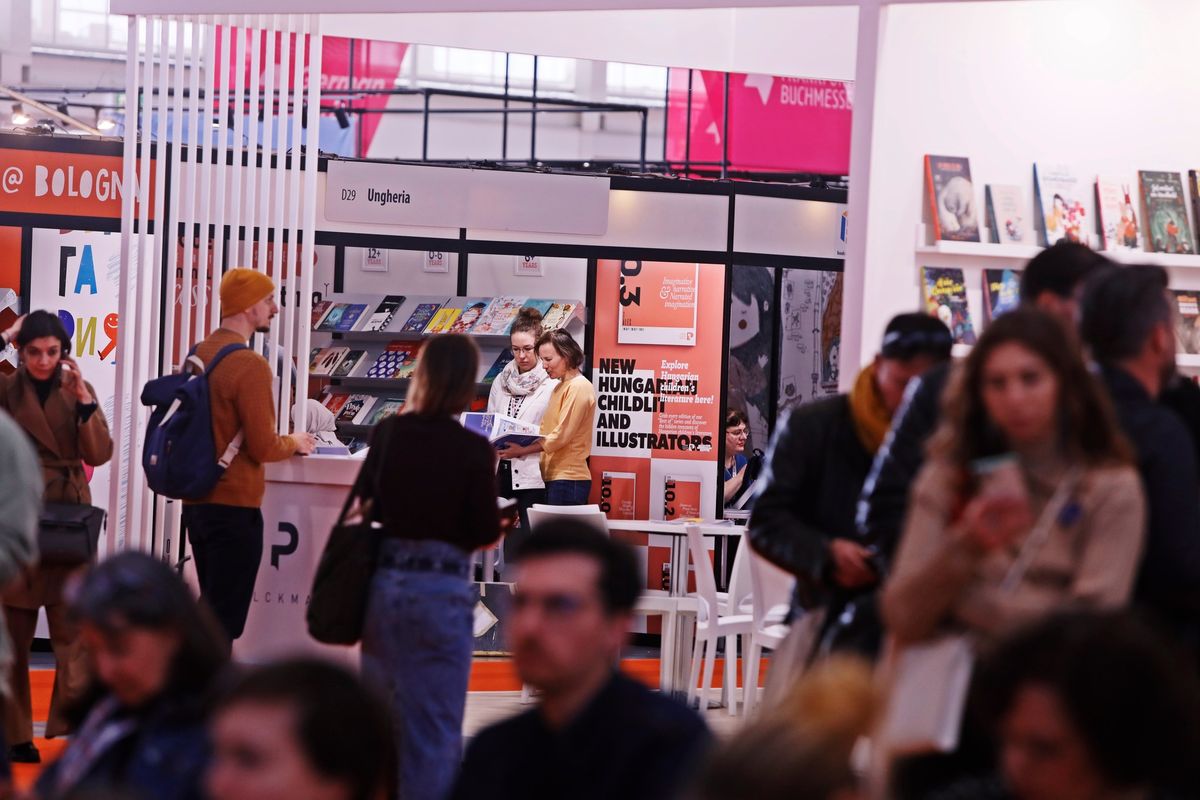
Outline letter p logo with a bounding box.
[271,522,299,569]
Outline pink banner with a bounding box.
[667,70,852,176]
[216,30,408,156]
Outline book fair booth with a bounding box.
[24,0,1192,669]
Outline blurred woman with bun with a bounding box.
[488,307,558,549]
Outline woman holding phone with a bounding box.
[0,310,113,763]
[883,308,1146,648]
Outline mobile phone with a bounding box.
[969,454,1028,502]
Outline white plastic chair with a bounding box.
[524,504,696,696]
[742,548,795,715]
[684,524,754,715]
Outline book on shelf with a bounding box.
[392,344,422,379]
[1140,171,1195,254]
[1174,290,1200,354]
[461,412,544,450]
[924,155,980,243]
[322,392,351,417]
[337,394,376,424]
[472,296,528,336]
[316,303,353,332]
[921,267,976,345]
[448,299,490,334]
[365,342,420,379]
[1189,171,1200,251]
[1034,163,1091,247]
[362,295,406,332]
[332,303,368,332]
[400,301,444,333]
[425,306,462,334]
[481,349,515,384]
[541,302,578,331]
[309,346,349,377]
[365,397,406,426]
[521,299,555,319]
[984,184,1029,244]
[983,268,1021,324]
[311,300,334,329]
[330,349,367,379]
[1095,177,1142,251]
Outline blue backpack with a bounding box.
[140,343,247,500]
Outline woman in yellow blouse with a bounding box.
[498,329,595,505]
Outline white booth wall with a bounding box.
[857,0,1200,360]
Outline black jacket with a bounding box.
[1101,366,1200,629]
[857,361,951,563]
[450,672,710,800]
[747,395,873,610]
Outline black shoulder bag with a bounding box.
[39,467,106,567]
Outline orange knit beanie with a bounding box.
[220,268,275,318]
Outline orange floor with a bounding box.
[15,656,765,789]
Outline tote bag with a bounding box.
[878,470,1079,754]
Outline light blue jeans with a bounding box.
[361,538,473,800]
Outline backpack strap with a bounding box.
[203,343,250,469]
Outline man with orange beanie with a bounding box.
[182,268,315,647]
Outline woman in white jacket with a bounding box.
[488,306,558,558]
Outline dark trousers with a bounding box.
[545,479,592,506]
[497,461,545,563]
[182,504,264,644]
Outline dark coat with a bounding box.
[0,367,113,609]
[747,395,873,613]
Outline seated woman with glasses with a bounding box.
[488,307,558,546]
[723,410,758,509]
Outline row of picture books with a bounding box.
[925,155,1200,254]
[923,265,1200,356]
[312,294,580,337]
[310,338,515,383]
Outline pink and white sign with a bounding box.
[667,70,853,176]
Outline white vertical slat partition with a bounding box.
[114,13,322,557]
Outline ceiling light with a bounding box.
[333,106,350,130]
[10,103,30,126]
[97,117,116,132]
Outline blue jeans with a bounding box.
[545,479,592,506]
[361,539,473,800]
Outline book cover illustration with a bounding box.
[311,300,334,329]
[1140,171,1195,254]
[332,303,368,333]
[1174,290,1200,354]
[481,350,515,384]
[984,184,1028,243]
[617,261,699,346]
[925,155,980,242]
[448,299,490,334]
[472,296,528,336]
[365,342,418,379]
[391,342,422,379]
[1034,163,1090,246]
[1096,177,1142,251]
[983,269,1021,324]
[322,392,350,416]
[921,267,976,345]
[349,396,380,425]
[309,347,348,377]
[330,349,366,379]
[521,299,555,320]
[337,394,373,423]
[366,397,406,426]
[425,306,463,334]
[363,295,406,332]
[316,303,349,332]
[401,302,443,333]
[1189,171,1200,250]
[541,302,578,331]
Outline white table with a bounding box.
[606,519,744,698]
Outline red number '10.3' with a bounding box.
[619,260,642,307]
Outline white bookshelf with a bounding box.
[915,225,1200,269]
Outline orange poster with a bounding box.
[599,471,637,520]
[617,260,698,345]
[662,474,703,520]
[590,259,724,522]
[0,145,153,221]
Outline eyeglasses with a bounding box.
[511,591,590,620]
[511,346,536,355]
[727,428,748,437]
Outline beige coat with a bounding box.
[0,368,113,608]
[882,456,1146,649]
